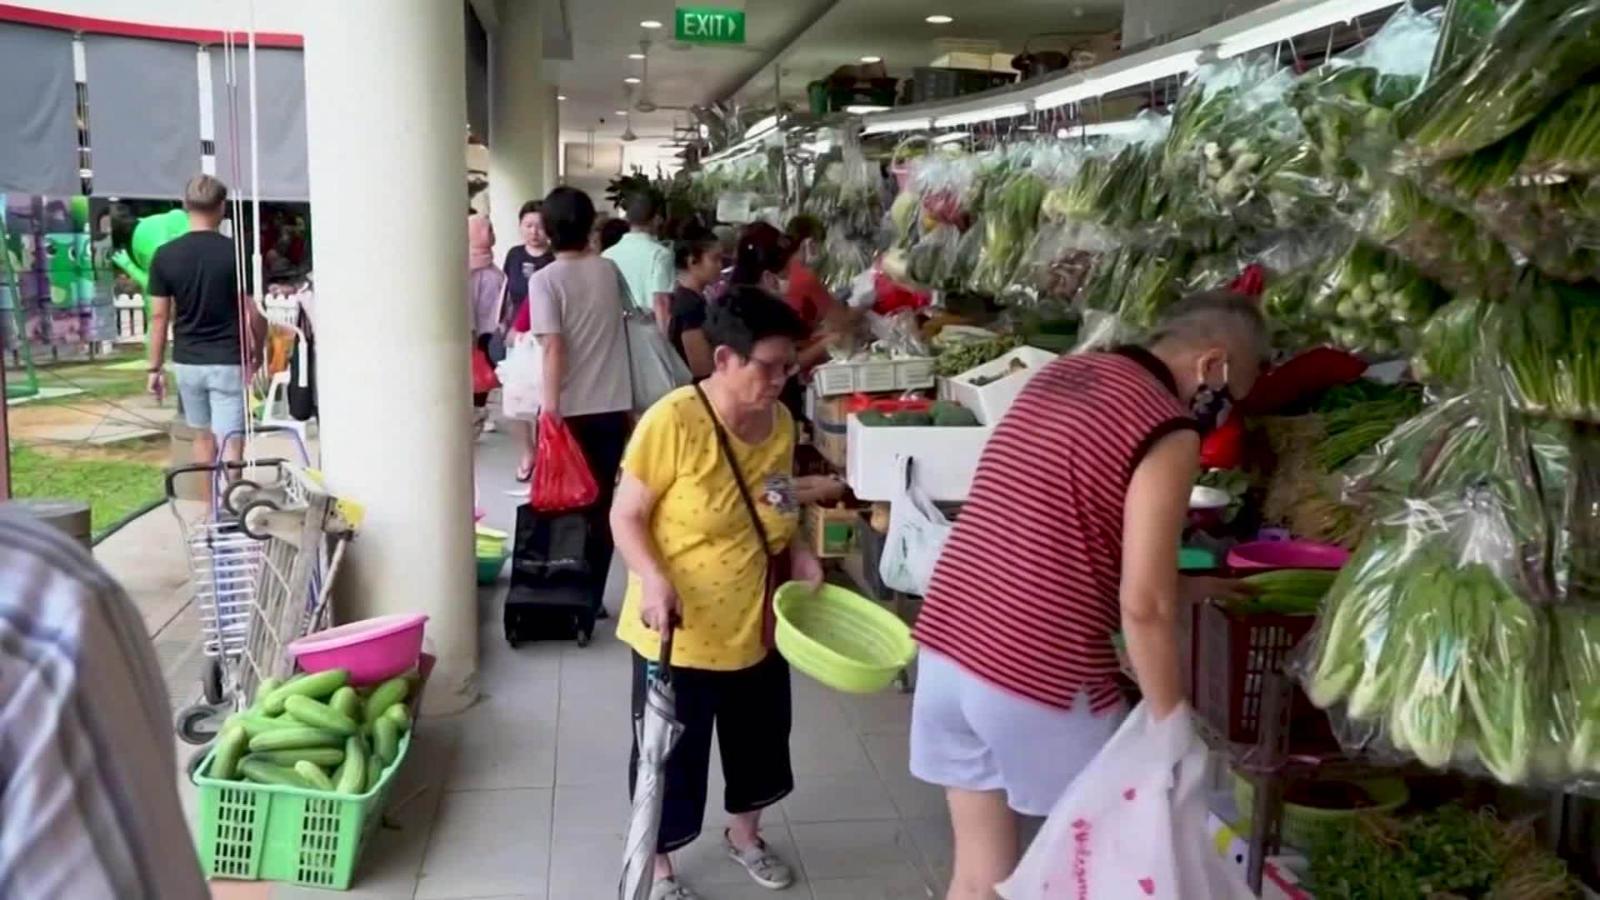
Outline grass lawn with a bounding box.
[9,443,165,538]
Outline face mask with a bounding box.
[1191,360,1233,433]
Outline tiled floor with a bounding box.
[234,429,955,899]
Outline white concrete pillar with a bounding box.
[302,0,478,714]
[489,0,549,260]
[541,83,561,191]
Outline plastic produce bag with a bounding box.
[1485,276,1600,423]
[530,412,599,512]
[878,458,952,597]
[1400,0,1600,163]
[625,314,692,412]
[998,704,1250,900]
[1302,240,1445,356]
[498,335,544,421]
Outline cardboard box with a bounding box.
[948,346,1057,425]
[846,414,994,503]
[805,504,858,558]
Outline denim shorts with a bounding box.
[172,364,246,440]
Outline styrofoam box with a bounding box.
[846,414,994,502]
[948,346,1058,425]
[813,357,936,397]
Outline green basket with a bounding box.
[1233,772,1407,849]
[774,581,916,693]
[193,730,412,890]
[475,551,509,585]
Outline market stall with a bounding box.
[673,0,1600,894]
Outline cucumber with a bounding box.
[212,725,249,780]
[284,695,360,736]
[373,717,399,768]
[239,758,312,788]
[263,669,350,714]
[337,736,367,795]
[295,760,336,791]
[383,703,412,733]
[330,686,362,723]
[248,726,344,753]
[226,713,297,739]
[247,747,346,768]
[250,677,282,712]
[363,676,410,724]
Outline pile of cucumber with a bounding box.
[208,668,415,795]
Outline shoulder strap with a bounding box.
[693,384,771,550]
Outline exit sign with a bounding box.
[675,6,746,45]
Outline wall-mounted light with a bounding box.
[860,56,882,64]
[1218,0,1398,58]
[925,15,953,24]
[640,19,663,29]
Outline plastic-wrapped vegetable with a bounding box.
[1079,243,1190,330]
[1429,0,1506,74]
[1365,179,1518,297]
[904,224,962,292]
[1305,241,1444,356]
[972,166,1047,295]
[1413,294,1491,388]
[1519,83,1600,178]
[1486,276,1600,422]
[1400,0,1600,162]
[1009,220,1117,306]
[1552,606,1600,774]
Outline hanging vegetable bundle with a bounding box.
[1485,277,1600,422]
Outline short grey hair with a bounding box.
[183,174,228,213]
[1147,289,1268,357]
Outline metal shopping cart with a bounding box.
[167,457,358,744]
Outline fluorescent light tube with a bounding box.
[934,102,1029,128]
[932,131,970,144]
[863,116,932,135]
[1035,50,1202,110]
[1218,0,1399,58]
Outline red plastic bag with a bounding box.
[1199,414,1245,470]
[530,412,598,512]
[471,346,499,394]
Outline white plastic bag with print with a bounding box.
[999,704,1251,900]
[498,334,544,421]
[878,457,952,596]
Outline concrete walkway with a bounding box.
[103,425,954,900]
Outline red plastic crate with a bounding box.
[1195,602,1320,745]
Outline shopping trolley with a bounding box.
[167,457,358,744]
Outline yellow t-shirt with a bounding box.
[616,386,798,671]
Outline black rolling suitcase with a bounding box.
[505,504,596,647]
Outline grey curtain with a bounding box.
[84,35,202,198]
[210,47,309,201]
[0,23,79,195]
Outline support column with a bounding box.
[541,82,560,191]
[302,0,478,714]
[488,0,549,261]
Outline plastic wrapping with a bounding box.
[1008,220,1117,306]
[1412,293,1491,389]
[816,230,872,294]
[1364,179,1519,297]
[1299,240,1444,356]
[1400,0,1600,163]
[971,164,1048,295]
[1518,83,1600,179]
[1486,276,1600,423]
[1078,242,1191,331]
[904,223,963,291]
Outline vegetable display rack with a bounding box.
[193,730,413,890]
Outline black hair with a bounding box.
[624,189,664,226]
[674,225,719,271]
[786,214,826,246]
[599,218,631,251]
[540,187,594,252]
[704,285,809,358]
[517,199,542,220]
[728,222,793,287]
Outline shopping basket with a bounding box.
[774,581,916,693]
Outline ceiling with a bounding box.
[548,0,1124,175]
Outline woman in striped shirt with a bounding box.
[908,291,1268,899]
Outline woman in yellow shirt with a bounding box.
[611,286,822,900]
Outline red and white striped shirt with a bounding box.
[913,347,1195,714]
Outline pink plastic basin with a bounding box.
[288,613,428,685]
[1227,540,1349,571]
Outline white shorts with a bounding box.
[909,649,1127,816]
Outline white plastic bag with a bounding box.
[878,457,952,596]
[624,314,692,412]
[498,334,543,421]
[999,704,1251,900]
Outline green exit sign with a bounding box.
[675,6,746,45]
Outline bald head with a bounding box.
[1146,290,1270,404]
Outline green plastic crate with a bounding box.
[193,730,412,890]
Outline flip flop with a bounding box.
[515,460,534,482]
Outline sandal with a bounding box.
[515,458,534,482]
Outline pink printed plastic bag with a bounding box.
[998,704,1250,900]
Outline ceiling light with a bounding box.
[934,102,1029,128]
[629,52,646,60]
[860,55,882,64]
[1218,0,1399,58]
[925,14,954,24]
[843,104,891,115]
[640,19,663,28]
[1034,49,1202,110]
[932,131,969,144]
[1018,123,1038,131]
[624,76,642,84]
[615,109,629,116]
[557,95,567,101]
[863,116,931,135]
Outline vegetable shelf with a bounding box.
[193,730,413,890]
